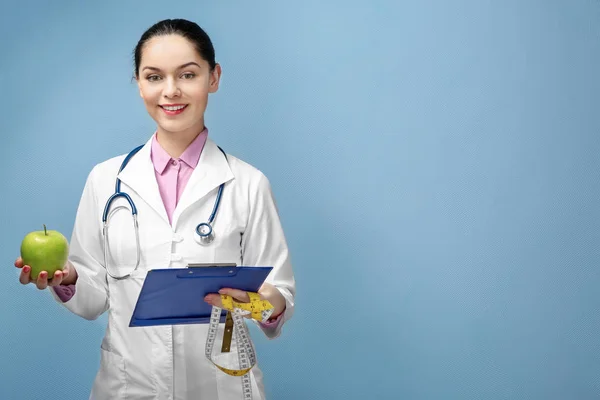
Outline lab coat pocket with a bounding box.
[92,348,127,399]
[212,217,244,265]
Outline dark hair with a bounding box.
[133,19,216,78]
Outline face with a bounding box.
[136,34,221,137]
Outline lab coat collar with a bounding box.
[171,137,234,228]
[117,135,234,228]
[116,136,168,224]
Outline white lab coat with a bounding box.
[50,135,296,400]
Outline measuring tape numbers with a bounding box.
[205,292,274,399]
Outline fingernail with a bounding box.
[23,267,30,273]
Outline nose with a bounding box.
[163,77,181,98]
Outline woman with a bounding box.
[14,18,295,400]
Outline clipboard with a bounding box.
[129,265,273,327]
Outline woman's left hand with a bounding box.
[204,282,286,320]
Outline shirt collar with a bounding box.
[150,128,208,175]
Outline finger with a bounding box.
[218,288,250,303]
[15,257,24,268]
[49,270,64,286]
[204,294,222,308]
[19,266,31,285]
[36,272,49,290]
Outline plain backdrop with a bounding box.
[1,1,600,399]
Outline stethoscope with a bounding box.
[102,144,228,280]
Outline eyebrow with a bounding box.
[142,62,202,72]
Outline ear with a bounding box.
[135,75,144,99]
[209,63,222,93]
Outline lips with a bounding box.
[159,104,188,115]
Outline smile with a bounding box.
[159,104,188,115]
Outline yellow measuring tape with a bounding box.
[205,292,274,398]
[221,292,275,322]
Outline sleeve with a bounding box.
[241,172,296,339]
[52,284,75,302]
[48,165,109,320]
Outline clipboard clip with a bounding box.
[187,263,237,268]
[178,264,239,278]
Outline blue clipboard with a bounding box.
[129,265,273,327]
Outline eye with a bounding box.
[146,75,161,82]
[181,73,195,80]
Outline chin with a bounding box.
[158,123,188,134]
[158,121,197,134]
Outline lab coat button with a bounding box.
[172,234,184,242]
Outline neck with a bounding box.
[156,123,205,159]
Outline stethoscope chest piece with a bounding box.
[195,222,215,245]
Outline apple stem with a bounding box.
[43,224,47,236]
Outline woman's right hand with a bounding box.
[14,257,73,290]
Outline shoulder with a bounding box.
[87,153,128,181]
[80,150,133,196]
[88,138,152,182]
[223,151,273,194]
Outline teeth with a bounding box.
[163,105,185,111]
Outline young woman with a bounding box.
[15,18,295,400]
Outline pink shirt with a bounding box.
[152,129,207,225]
[53,130,281,327]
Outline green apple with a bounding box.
[20,224,69,281]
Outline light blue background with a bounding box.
[2,1,600,399]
